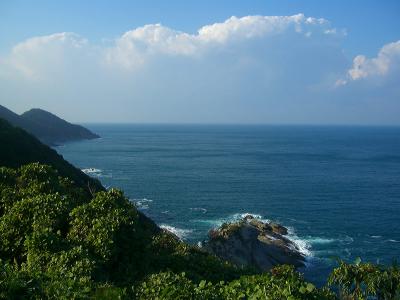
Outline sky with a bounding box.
[0,0,399,125]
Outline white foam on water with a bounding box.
[239,212,262,218]
[189,207,208,213]
[82,168,102,174]
[192,212,269,228]
[228,212,270,225]
[286,227,313,257]
[285,230,353,259]
[160,224,193,240]
[386,239,400,243]
[130,198,153,210]
[303,237,336,245]
[236,213,265,221]
[81,167,112,178]
[190,219,221,226]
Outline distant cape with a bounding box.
[0,104,99,145]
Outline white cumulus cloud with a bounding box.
[338,40,400,85]
[105,14,343,70]
[3,32,89,80]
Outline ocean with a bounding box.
[56,124,400,285]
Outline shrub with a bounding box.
[328,258,400,300]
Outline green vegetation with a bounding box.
[328,258,400,300]
[135,265,335,299]
[0,163,399,299]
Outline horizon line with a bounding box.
[78,122,400,128]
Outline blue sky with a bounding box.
[0,0,399,124]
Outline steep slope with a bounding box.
[0,104,99,145]
[0,118,103,193]
[0,104,31,129]
[21,108,100,144]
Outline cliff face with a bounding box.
[0,105,99,145]
[203,215,305,271]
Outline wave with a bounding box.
[130,198,153,210]
[82,168,102,174]
[189,207,207,213]
[197,212,270,227]
[370,235,382,239]
[190,212,264,228]
[81,167,113,178]
[286,227,312,257]
[160,224,193,240]
[302,237,336,245]
[386,239,400,243]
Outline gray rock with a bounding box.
[269,222,288,235]
[202,215,305,271]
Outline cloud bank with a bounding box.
[0,14,399,125]
[105,14,341,69]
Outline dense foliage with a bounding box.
[328,258,400,299]
[1,163,399,299]
[135,265,336,299]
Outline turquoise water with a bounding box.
[57,124,400,284]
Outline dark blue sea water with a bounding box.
[56,124,400,285]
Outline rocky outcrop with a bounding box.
[202,215,305,271]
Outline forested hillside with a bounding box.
[0,105,99,145]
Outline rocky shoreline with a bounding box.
[202,215,306,271]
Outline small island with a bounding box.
[203,215,305,271]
